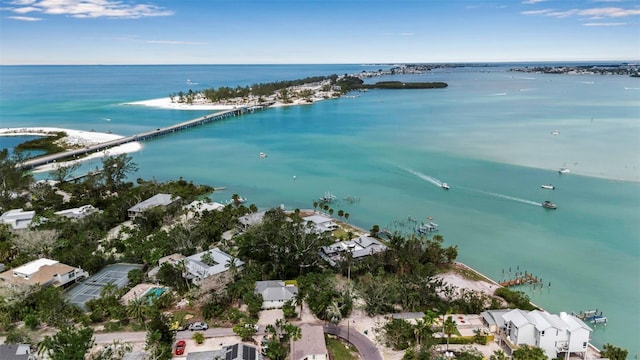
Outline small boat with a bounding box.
[559,168,570,174]
[541,201,557,209]
[259,152,267,158]
[541,184,555,190]
[441,183,450,190]
[417,222,439,234]
[551,130,560,135]
[319,192,337,203]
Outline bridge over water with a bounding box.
[20,104,271,170]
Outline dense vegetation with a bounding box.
[15,131,66,156]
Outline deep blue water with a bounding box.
[1,64,638,353]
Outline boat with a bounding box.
[541,184,555,190]
[259,152,267,158]
[551,130,560,135]
[559,168,570,174]
[319,192,337,203]
[417,222,439,234]
[541,201,557,209]
[441,183,450,190]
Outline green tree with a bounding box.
[512,345,548,360]
[51,161,80,183]
[101,153,138,192]
[232,321,258,341]
[600,343,629,360]
[490,350,508,360]
[38,325,94,360]
[145,312,175,360]
[443,316,457,351]
[192,332,205,344]
[282,300,297,319]
[0,149,33,209]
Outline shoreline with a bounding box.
[0,127,142,173]
[125,95,329,111]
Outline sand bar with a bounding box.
[0,127,142,173]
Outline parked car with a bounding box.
[188,321,209,331]
[175,340,186,355]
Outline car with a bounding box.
[188,321,209,331]
[175,340,186,355]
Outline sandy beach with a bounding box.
[0,127,142,173]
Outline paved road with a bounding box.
[323,324,383,360]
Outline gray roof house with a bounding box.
[0,344,34,360]
[302,214,339,233]
[54,204,99,219]
[127,193,180,218]
[238,211,266,230]
[291,324,328,360]
[0,209,35,230]
[320,236,388,266]
[254,280,298,309]
[187,343,263,360]
[185,248,244,282]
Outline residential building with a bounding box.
[238,211,266,231]
[291,324,328,360]
[127,193,180,218]
[187,343,263,360]
[320,236,388,266]
[0,209,35,230]
[0,344,34,360]
[254,280,298,309]
[302,214,339,233]
[482,309,592,359]
[185,248,244,282]
[184,200,225,213]
[54,204,99,219]
[0,258,88,288]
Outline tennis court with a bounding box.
[66,263,143,310]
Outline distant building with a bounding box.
[302,214,339,233]
[54,204,99,219]
[254,280,298,309]
[184,200,225,213]
[185,248,244,283]
[238,211,266,231]
[0,258,88,288]
[482,309,592,359]
[0,344,34,360]
[291,324,328,360]
[0,209,35,230]
[127,193,180,218]
[320,236,388,266]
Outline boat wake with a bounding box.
[404,168,443,187]
[490,92,507,96]
[476,190,541,207]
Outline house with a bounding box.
[291,324,328,360]
[483,309,592,359]
[238,211,266,231]
[185,248,244,282]
[187,343,263,360]
[0,209,35,230]
[127,193,180,218]
[302,214,339,233]
[254,280,298,309]
[54,204,99,219]
[0,258,88,288]
[0,344,34,360]
[184,200,225,214]
[319,236,388,266]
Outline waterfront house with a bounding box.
[0,208,35,230]
[185,248,244,283]
[238,210,266,231]
[291,324,328,360]
[320,235,388,266]
[302,214,339,233]
[0,258,88,289]
[127,193,180,219]
[254,280,298,309]
[483,309,592,359]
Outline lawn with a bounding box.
[326,335,358,360]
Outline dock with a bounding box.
[19,104,273,170]
[499,272,541,288]
[573,310,608,326]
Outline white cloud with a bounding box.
[399,32,415,36]
[583,22,627,26]
[6,0,174,19]
[145,40,208,45]
[522,0,548,4]
[7,15,42,21]
[522,6,640,18]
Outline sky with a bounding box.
[0,0,639,65]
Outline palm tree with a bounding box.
[337,209,344,222]
[325,301,342,325]
[344,212,350,223]
[100,282,118,299]
[443,315,457,351]
[127,297,148,324]
[313,202,318,213]
[328,208,334,217]
[225,256,240,280]
[294,288,306,315]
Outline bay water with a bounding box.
[0,64,638,353]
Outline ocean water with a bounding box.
[0,64,638,353]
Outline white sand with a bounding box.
[0,127,142,173]
[126,95,328,111]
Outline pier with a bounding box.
[574,310,608,327]
[19,104,272,170]
[499,272,541,288]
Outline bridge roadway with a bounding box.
[20,104,268,170]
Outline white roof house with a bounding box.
[185,248,244,282]
[487,309,592,359]
[184,200,225,213]
[320,236,388,266]
[0,258,88,288]
[254,280,298,309]
[238,211,266,230]
[127,193,180,218]
[302,214,339,233]
[54,204,99,219]
[0,209,35,230]
[291,324,328,360]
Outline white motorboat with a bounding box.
[441,183,450,190]
[259,152,267,158]
[541,201,557,209]
[559,168,570,174]
[541,184,555,190]
[551,130,560,135]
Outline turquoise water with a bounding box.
[146,287,166,299]
[0,65,638,353]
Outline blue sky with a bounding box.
[0,0,639,65]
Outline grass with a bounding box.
[326,335,358,360]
